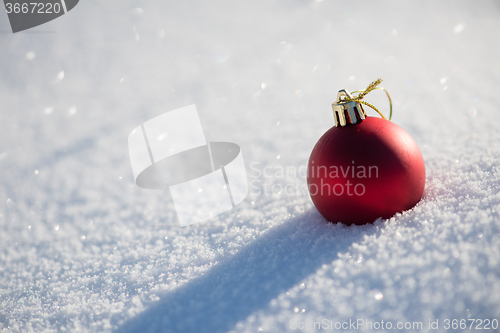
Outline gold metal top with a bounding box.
[332,89,366,127]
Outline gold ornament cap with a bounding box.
[332,89,366,127]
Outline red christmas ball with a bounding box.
[307,116,425,225]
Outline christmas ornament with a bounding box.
[307,79,425,225]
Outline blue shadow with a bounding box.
[117,209,374,333]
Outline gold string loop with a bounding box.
[345,78,392,121]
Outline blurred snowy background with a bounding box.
[1,0,500,332]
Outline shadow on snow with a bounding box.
[117,209,376,333]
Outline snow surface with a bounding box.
[1,0,500,332]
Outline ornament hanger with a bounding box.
[332,78,393,127]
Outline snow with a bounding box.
[1,0,500,332]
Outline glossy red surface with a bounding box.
[307,116,426,225]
